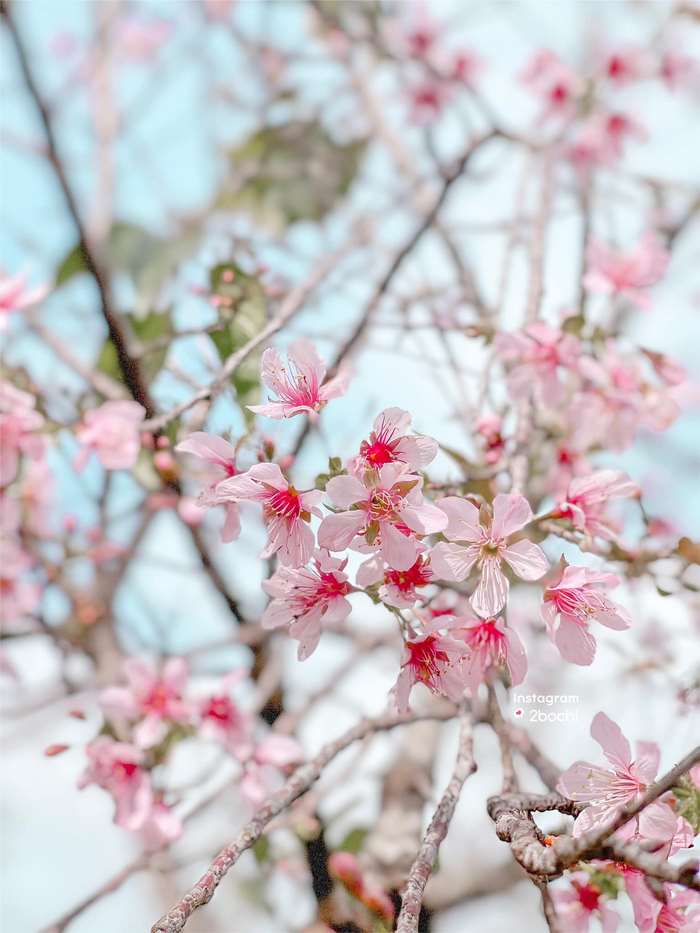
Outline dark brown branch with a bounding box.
[2,6,155,415]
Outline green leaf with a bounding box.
[252,836,271,864]
[96,310,171,385]
[208,263,267,424]
[55,222,201,312]
[220,120,366,229]
[55,243,88,286]
[672,776,700,833]
[338,827,369,854]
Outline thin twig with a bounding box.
[151,707,457,933]
[396,709,476,932]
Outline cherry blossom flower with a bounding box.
[601,46,651,85]
[624,875,700,933]
[99,657,191,749]
[553,469,639,541]
[659,50,698,92]
[0,270,47,329]
[574,343,682,452]
[78,737,152,831]
[451,614,528,692]
[216,462,323,567]
[115,16,173,62]
[520,49,583,121]
[75,400,145,471]
[542,564,631,666]
[175,432,241,542]
[262,550,352,659]
[318,462,447,571]
[408,79,452,124]
[356,552,434,609]
[392,619,469,712]
[430,493,548,617]
[0,540,40,625]
[248,339,349,420]
[239,734,303,808]
[350,407,438,476]
[584,233,670,309]
[140,799,183,850]
[0,381,46,487]
[558,713,690,849]
[495,322,581,404]
[199,675,254,759]
[474,414,505,465]
[566,112,647,176]
[551,871,620,933]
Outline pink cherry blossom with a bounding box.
[566,111,647,176]
[140,799,183,850]
[0,381,46,487]
[495,322,581,404]
[75,400,145,471]
[584,233,670,309]
[239,734,303,809]
[430,493,548,617]
[350,407,438,476]
[175,431,241,542]
[542,564,631,666]
[551,871,620,933]
[392,620,469,712]
[262,550,352,659]
[627,882,700,933]
[554,469,639,540]
[199,676,254,759]
[99,657,191,749]
[659,50,698,92]
[216,462,323,567]
[115,16,173,62]
[356,552,434,609]
[248,339,349,420]
[601,46,651,85]
[474,414,505,465]
[520,49,583,122]
[318,462,447,571]
[577,342,683,451]
[0,540,40,625]
[78,737,152,831]
[451,614,528,692]
[0,270,47,329]
[558,713,689,849]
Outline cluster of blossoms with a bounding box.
[553,713,700,931]
[173,339,652,714]
[73,658,302,847]
[520,42,697,178]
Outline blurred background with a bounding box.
[1,1,699,931]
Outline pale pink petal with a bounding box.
[429,541,479,582]
[317,511,365,550]
[325,474,366,508]
[554,616,597,665]
[504,625,528,686]
[590,711,632,769]
[436,497,481,542]
[175,432,236,466]
[471,557,508,617]
[502,539,549,580]
[490,493,533,539]
[379,522,419,571]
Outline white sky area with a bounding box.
[1,1,700,931]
